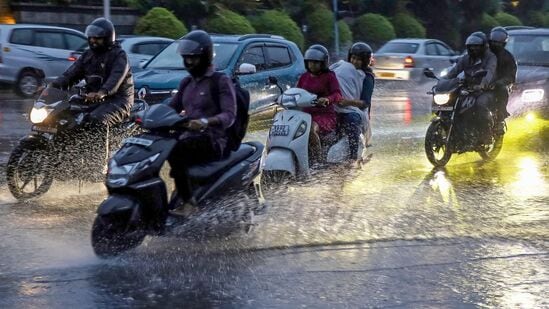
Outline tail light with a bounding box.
[404,56,415,68]
[68,53,77,61]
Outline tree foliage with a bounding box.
[205,8,255,34]
[134,7,187,39]
[391,13,426,38]
[338,20,352,47]
[250,10,304,49]
[480,13,499,34]
[494,12,522,26]
[305,5,334,48]
[352,13,395,48]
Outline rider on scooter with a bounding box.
[168,30,237,215]
[297,44,342,161]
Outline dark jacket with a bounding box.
[492,48,517,87]
[445,50,498,88]
[54,42,134,107]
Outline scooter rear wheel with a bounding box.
[478,133,504,161]
[6,144,53,200]
[91,213,146,258]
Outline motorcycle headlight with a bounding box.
[521,89,544,103]
[30,107,50,123]
[434,93,451,105]
[107,153,160,186]
[294,121,307,139]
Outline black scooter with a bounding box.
[91,104,265,257]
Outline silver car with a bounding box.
[0,24,87,97]
[372,38,458,83]
[116,35,173,69]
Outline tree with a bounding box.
[391,13,426,38]
[205,7,255,34]
[494,12,522,26]
[352,13,395,49]
[338,20,352,48]
[134,7,187,39]
[305,5,334,48]
[408,0,462,48]
[480,13,499,34]
[251,10,304,49]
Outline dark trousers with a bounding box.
[493,85,510,120]
[475,92,496,139]
[89,97,132,126]
[337,112,362,160]
[168,134,223,202]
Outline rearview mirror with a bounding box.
[236,63,257,75]
[423,68,437,79]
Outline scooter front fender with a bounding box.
[262,148,296,176]
[97,194,141,224]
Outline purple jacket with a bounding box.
[169,67,236,150]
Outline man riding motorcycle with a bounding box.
[51,17,134,127]
[489,26,517,131]
[443,32,497,144]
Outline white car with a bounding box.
[116,35,173,69]
[0,24,87,97]
[373,38,459,83]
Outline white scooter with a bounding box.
[261,77,363,181]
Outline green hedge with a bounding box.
[494,12,522,27]
[525,11,547,27]
[480,13,499,34]
[338,20,353,47]
[391,13,426,38]
[251,10,304,49]
[205,8,255,34]
[352,13,395,47]
[305,6,334,48]
[134,7,187,39]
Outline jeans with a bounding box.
[337,112,362,160]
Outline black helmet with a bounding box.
[85,17,115,51]
[347,42,373,70]
[489,26,509,53]
[304,44,330,71]
[177,30,213,64]
[465,33,487,59]
[471,31,487,43]
[178,30,213,77]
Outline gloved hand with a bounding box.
[185,119,207,132]
[85,90,107,102]
[316,97,329,107]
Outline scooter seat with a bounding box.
[188,143,255,182]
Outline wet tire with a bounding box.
[91,213,146,258]
[6,145,53,200]
[16,71,41,98]
[425,121,452,167]
[479,133,504,161]
[260,170,292,188]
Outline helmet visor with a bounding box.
[177,39,202,56]
[85,24,107,38]
[304,48,326,62]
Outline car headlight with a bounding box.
[434,93,450,105]
[521,89,544,103]
[30,107,50,123]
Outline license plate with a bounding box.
[270,124,289,136]
[379,72,395,78]
[432,106,454,111]
[31,125,57,134]
[123,137,153,147]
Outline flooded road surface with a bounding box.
[0,86,548,308]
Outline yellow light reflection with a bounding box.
[510,157,546,198]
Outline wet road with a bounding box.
[0,85,548,308]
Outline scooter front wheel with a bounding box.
[91,213,146,258]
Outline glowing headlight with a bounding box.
[434,93,450,105]
[521,89,544,103]
[440,68,448,77]
[30,107,50,123]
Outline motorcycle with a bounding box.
[6,77,147,200]
[91,104,265,257]
[261,77,361,182]
[423,69,505,167]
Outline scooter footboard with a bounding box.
[262,148,296,176]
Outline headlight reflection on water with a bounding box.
[510,157,546,199]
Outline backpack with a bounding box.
[177,72,250,152]
[210,72,250,152]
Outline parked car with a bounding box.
[372,38,459,83]
[506,28,549,118]
[116,35,173,70]
[133,34,305,109]
[0,24,87,97]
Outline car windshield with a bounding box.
[144,41,239,70]
[506,33,549,66]
[377,42,419,53]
